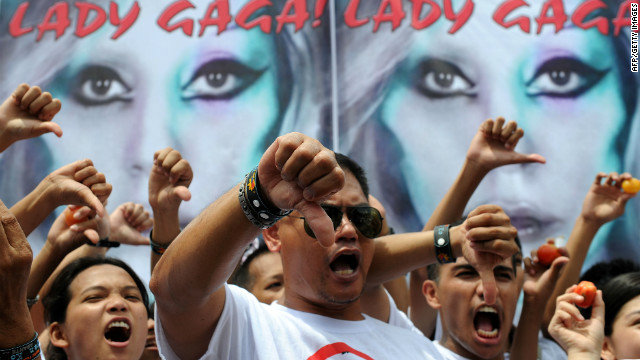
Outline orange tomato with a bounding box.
[621,178,640,194]
[537,242,561,266]
[573,281,597,308]
[64,207,87,226]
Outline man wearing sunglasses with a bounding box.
[151,132,519,359]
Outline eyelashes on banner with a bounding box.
[414,59,477,99]
[526,57,609,99]
[181,59,266,101]
[71,65,133,106]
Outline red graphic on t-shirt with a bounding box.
[308,342,374,360]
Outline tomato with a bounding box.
[573,281,597,308]
[537,242,561,266]
[64,207,87,226]
[621,178,640,194]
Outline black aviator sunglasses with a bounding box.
[288,205,384,239]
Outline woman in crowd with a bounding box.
[42,256,149,359]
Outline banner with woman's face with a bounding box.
[0,0,638,283]
[0,0,333,284]
[336,0,640,269]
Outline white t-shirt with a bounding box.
[434,336,567,360]
[156,284,444,360]
[385,287,419,332]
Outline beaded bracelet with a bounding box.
[0,332,40,360]
[85,237,120,248]
[26,294,39,308]
[239,167,291,229]
[149,230,169,255]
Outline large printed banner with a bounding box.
[1,0,638,286]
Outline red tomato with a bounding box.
[573,281,597,308]
[537,243,561,266]
[622,178,640,194]
[64,207,87,226]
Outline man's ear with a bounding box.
[423,280,442,309]
[601,336,616,360]
[263,223,281,252]
[49,322,70,349]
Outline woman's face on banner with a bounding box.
[379,0,627,254]
[40,0,283,226]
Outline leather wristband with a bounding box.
[434,224,455,264]
[239,167,292,229]
[0,332,40,360]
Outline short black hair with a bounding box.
[601,271,640,335]
[335,152,369,198]
[580,258,640,289]
[42,256,149,360]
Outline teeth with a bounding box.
[477,328,499,338]
[478,306,497,314]
[334,269,354,276]
[108,321,130,329]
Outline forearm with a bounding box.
[511,299,545,360]
[0,304,36,349]
[11,180,55,237]
[27,241,67,300]
[150,185,261,309]
[149,207,181,273]
[422,159,487,231]
[369,229,464,285]
[542,216,601,336]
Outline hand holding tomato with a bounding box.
[573,281,597,308]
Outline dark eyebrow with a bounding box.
[495,265,515,276]
[81,285,140,295]
[80,286,107,295]
[452,264,476,272]
[624,310,640,320]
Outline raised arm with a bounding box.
[10,159,109,236]
[510,249,568,360]
[409,117,545,334]
[149,133,343,359]
[542,172,634,337]
[147,147,192,273]
[0,199,41,359]
[0,83,62,153]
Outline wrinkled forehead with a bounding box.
[323,172,368,207]
[70,264,138,295]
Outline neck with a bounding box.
[282,290,365,321]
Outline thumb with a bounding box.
[509,152,546,165]
[173,186,192,202]
[590,290,605,324]
[77,188,106,217]
[83,229,100,244]
[297,201,334,247]
[548,256,569,280]
[479,267,498,305]
[37,121,63,138]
